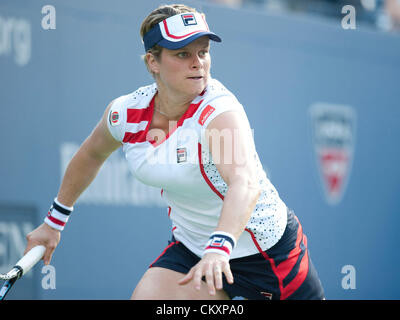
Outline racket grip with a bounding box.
[15,245,46,276]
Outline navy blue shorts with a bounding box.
[150,209,325,300]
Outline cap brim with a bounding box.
[158,32,222,50]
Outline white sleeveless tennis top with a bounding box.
[107,78,287,259]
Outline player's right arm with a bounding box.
[56,100,122,207]
[25,101,122,264]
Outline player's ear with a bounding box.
[146,52,160,74]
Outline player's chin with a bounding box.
[185,79,207,95]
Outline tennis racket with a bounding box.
[0,245,46,300]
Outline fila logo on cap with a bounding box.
[181,13,197,26]
[142,12,221,51]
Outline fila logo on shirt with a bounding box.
[260,292,273,300]
[181,13,197,26]
[177,147,187,163]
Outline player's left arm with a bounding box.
[179,110,261,295]
[207,110,261,240]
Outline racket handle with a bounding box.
[15,245,46,276]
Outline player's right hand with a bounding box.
[24,223,61,265]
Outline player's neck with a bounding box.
[154,90,192,121]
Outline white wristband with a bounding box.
[203,231,236,259]
[44,198,73,231]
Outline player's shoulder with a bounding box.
[106,83,157,141]
[111,83,157,111]
[195,79,243,127]
[203,78,232,99]
[201,79,241,109]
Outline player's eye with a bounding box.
[199,50,208,57]
[177,52,188,58]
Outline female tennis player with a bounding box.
[24,4,325,300]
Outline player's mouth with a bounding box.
[187,76,203,80]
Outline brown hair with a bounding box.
[140,4,202,75]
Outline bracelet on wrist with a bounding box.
[44,198,73,231]
[203,231,236,258]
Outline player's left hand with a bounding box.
[178,252,234,296]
